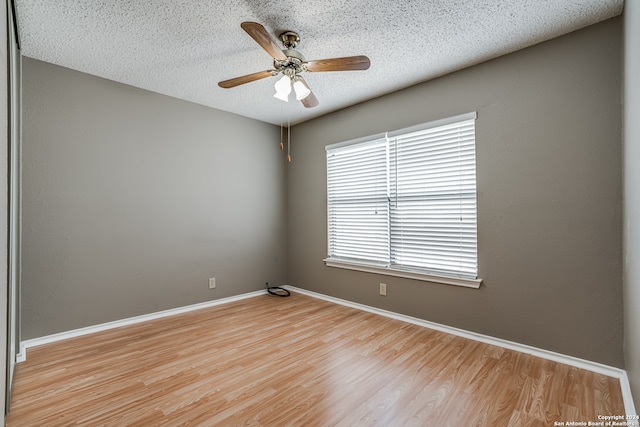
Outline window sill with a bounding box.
[323,258,482,289]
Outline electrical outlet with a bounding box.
[209,277,216,289]
[379,283,387,296]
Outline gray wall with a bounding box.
[624,0,640,411]
[21,58,287,340]
[288,18,623,366]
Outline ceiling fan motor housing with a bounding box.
[274,49,306,77]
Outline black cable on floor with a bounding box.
[266,282,290,297]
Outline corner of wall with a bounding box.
[623,0,640,414]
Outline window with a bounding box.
[325,112,481,288]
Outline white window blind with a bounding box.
[326,113,478,281]
[389,118,477,278]
[327,137,390,264]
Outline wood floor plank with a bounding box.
[7,292,625,426]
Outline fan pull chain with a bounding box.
[280,120,284,151]
[278,103,292,162]
[279,103,285,151]
[287,115,291,162]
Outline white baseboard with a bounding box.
[17,285,637,416]
[619,371,638,417]
[15,344,26,363]
[19,289,268,361]
[284,285,637,416]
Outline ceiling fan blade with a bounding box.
[301,91,319,108]
[305,55,370,72]
[218,70,276,89]
[297,76,319,108]
[218,70,275,89]
[241,22,287,61]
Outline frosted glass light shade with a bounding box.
[274,75,292,102]
[293,80,311,100]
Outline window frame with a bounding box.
[324,112,482,289]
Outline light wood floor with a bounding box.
[7,292,624,426]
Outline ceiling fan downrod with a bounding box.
[279,31,300,49]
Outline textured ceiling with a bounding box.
[14,0,623,125]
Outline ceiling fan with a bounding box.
[218,22,371,108]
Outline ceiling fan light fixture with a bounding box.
[293,79,311,100]
[274,74,292,102]
[218,22,370,109]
